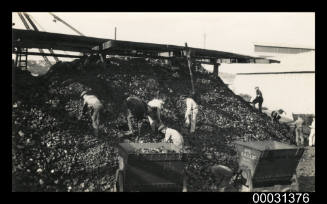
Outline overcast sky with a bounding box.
[12,12,315,55]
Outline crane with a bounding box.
[17,12,53,68]
[48,12,106,66]
[15,12,89,68]
[48,12,90,62]
[22,12,60,63]
[49,12,85,36]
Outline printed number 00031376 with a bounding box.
[252,193,310,204]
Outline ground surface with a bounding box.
[12,58,314,192]
[297,147,315,192]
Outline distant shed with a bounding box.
[228,48,315,115]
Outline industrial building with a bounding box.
[254,42,315,59]
[219,43,315,116]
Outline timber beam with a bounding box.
[13,51,83,59]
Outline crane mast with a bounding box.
[17,12,53,67]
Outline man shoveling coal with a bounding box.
[121,96,161,142]
[158,124,184,149]
[78,90,104,137]
[184,92,199,134]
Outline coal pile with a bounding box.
[12,57,292,192]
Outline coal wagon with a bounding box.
[233,140,304,192]
[114,142,189,192]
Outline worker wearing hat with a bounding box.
[79,90,103,137]
[185,93,199,133]
[251,86,264,113]
[147,96,165,132]
[308,116,315,147]
[158,124,184,149]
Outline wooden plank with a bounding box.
[13,41,95,53]
[12,29,108,52]
[13,51,83,59]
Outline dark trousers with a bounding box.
[252,97,263,112]
[271,111,281,123]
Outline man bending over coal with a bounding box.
[79,90,104,137]
[122,96,160,141]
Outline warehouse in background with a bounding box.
[215,43,315,117]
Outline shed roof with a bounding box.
[254,42,315,50]
[12,29,278,63]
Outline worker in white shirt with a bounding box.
[289,116,304,146]
[185,94,199,133]
[308,116,315,147]
[158,124,184,149]
[147,98,164,132]
[79,91,104,137]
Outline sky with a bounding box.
[12,12,315,57]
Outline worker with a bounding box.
[185,93,199,133]
[158,124,184,149]
[210,165,234,192]
[79,90,103,137]
[123,96,148,138]
[147,97,165,132]
[122,96,158,141]
[251,86,263,113]
[290,116,304,146]
[308,116,315,147]
[271,109,285,123]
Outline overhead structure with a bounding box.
[13,28,106,54]
[98,39,280,64]
[12,12,281,94]
[14,12,88,67]
[16,12,53,67]
[13,28,280,62]
[12,28,280,74]
[22,12,59,63]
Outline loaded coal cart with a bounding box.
[114,142,189,192]
[233,140,304,192]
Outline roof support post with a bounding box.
[14,48,19,68]
[210,58,220,77]
[213,62,220,77]
[99,53,104,63]
[185,43,195,94]
[83,53,90,66]
[99,52,107,69]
